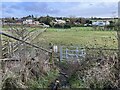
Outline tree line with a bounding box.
[2,15,116,29]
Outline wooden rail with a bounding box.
[0,58,19,61]
[85,47,118,51]
[0,31,52,53]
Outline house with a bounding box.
[92,21,110,26]
[23,19,33,25]
[39,23,50,28]
[15,19,23,25]
[23,18,39,25]
[33,21,39,25]
[74,22,81,25]
[53,19,66,24]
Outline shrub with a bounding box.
[27,69,59,89]
[106,25,114,30]
[64,24,71,29]
[54,24,63,28]
[2,77,25,90]
[54,24,71,29]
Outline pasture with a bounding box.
[2,26,118,49]
[1,26,119,89]
[31,27,118,49]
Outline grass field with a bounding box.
[2,26,118,49]
[30,27,118,49]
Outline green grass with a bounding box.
[2,26,118,49]
[32,27,118,49]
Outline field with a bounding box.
[1,26,119,89]
[2,26,118,49]
[30,27,118,49]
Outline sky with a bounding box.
[0,0,119,18]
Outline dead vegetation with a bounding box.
[0,26,56,89]
[0,25,119,89]
[55,50,119,89]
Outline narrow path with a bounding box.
[49,61,72,89]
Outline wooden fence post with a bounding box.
[0,34,2,59]
[66,48,68,60]
[76,47,79,59]
[0,27,2,89]
[52,48,54,65]
[59,46,62,61]
[49,46,55,67]
[116,15,120,88]
[115,5,120,87]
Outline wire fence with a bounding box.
[0,26,119,89]
[59,46,118,61]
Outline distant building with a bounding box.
[23,18,39,25]
[53,19,66,24]
[74,22,81,25]
[39,23,50,28]
[33,21,39,25]
[92,21,110,26]
[23,19,33,25]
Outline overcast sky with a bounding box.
[1,0,119,18]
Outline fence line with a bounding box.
[0,31,52,53]
[59,46,118,61]
[84,47,118,51]
[60,46,86,61]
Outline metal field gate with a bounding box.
[60,46,86,61]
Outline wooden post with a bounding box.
[116,19,120,88]
[0,32,2,59]
[52,48,54,65]
[76,47,79,59]
[116,2,120,88]
[0,21,2,89]
[0,34,2,89]
[66,48,68,60]
[59,46,62,61]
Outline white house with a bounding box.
[54,19,66,24]
[92,21,110,26]
[23,19,33,25]
[105,21,110,25]
[33,21,39,25]
[39,23,50,28]
[23,19,40,25]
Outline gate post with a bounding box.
[66,48,68,60]
[76,47,79,59]
[59,46,62,61]
[0,33,2,89]
[0,34,2,60]
[0,19,2,89]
